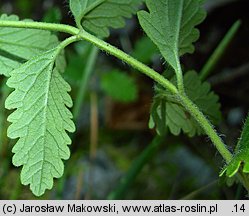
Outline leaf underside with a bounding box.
[149,71,222,137]
[5,48,75,196]
[138,0,206,72]
[0,14,64,77]
[70,0,143,38]
[221,115,249,177]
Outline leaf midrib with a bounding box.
[36,52,56,195]
[81,0,106,21]
[172,0,183,73]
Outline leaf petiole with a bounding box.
[0,20,79,35]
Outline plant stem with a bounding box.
[0,20,79,35]
[57,35,80,52]
[178,94,232,163]
[200,20,241,81]
[0,20,177,94]
[77,29,234,164]
[73,46,99,120]
[178,95,249,192]
[75,30,234,165]
[176,58,185,94]
[78,30,178,95]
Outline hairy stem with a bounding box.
[57,35,80,51]
[0,20,79,35]
[176,58,185,94]
[76,29,233,164]
[178,94,232,163]
[78,30,178,95]
[179,94,249,193]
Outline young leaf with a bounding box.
[0,14,62,76]
[149,71,222,137]
[5,48,75,196]
[100,70,138,103]
[69,0,143,37]
[137,0,206,72]
[221,115,249,177]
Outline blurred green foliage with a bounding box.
[100,70,138,103]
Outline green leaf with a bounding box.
[69,0,143,37]
[5,48,75,196]
[0,14,62,76]
[100,70,138,103]
[69,0,88,25]
[137,0,206,72]
[221,115,249,177]
[149,71,222,137]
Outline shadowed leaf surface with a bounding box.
[149,71,221,137]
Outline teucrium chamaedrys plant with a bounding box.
[0,0,248,196]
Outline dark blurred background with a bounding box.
[0,0,249,199]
